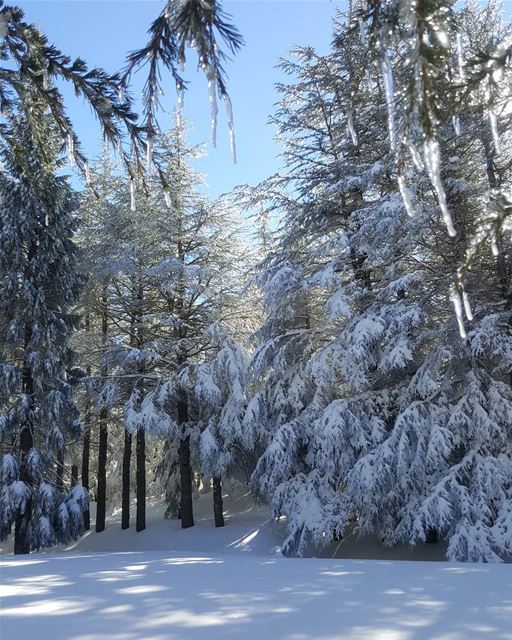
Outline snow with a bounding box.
[2,493,512,639]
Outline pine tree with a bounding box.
[246,6,512,562]
[0,95,86,553]
[197,326,248,526]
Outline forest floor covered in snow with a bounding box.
[1,493,512,640]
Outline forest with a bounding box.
[1,0,512,637]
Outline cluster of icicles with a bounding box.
[345,21,504,339]
[65,13,238,215]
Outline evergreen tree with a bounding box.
[246,7,512,561]
[0,96,87,553]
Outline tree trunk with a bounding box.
[81,406,91,530]
[14,425,33,555]
[56,449,64,493]
[95,284,109,534]
[213,476,224,527]
[14,322,35,555]
[136,427,146,532]
[81,317,91,530]
[121,429,132,530]
[95,407,108,533]
[178,398,194,529]
[426,528,439,544]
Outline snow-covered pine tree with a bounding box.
[0,95,87,554]
[342,4,512,562]
[244,14,412,555]
[249,5,512,562]
[197,325,248,526]
[145,123,248,529]
[77,116,250,531]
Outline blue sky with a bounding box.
[18,0,344,196]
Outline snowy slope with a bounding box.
[1,493,512,639]
[2,549,512,640]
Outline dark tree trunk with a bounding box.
[71,465,78,486]
[426,528,439,544]
[122,429,132,530]
[81,409,91,530]
[14,425,33,555]
[14,321,35,555]
[56,449,65,493]
[136,427,146,532]
[95,285,109,533]
[81,318,92,530]
[95,407,108,533]
[178,398,194,529]
[213,476,224,528]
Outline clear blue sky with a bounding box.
[18,0,344,196]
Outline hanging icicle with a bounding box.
[130,179,136,212]
[398,174,414,217]
[67,133,75,167]
[223,94,237,164]
[84,162,91,186]
[452,115,461,137]
[491,233,500,257]
[42,66,50,91]
[146,136,153,176]
[347,111,358,146]
[208,73,218,147]
[423,138,456,237]
[381,55,396,151]
[450,288,467,339]
[408,143,424,171]
[462,290,473,322]
[164,189,172,209]
[176,81,185,127]
[489,110,501,156]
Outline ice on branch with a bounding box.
[423,139,456,237]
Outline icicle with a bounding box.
[347,111,358,146]
[84,162,91,186]
[423,138,456,237]
[42,67,49,91]
[452,115,461,137]
[398,174,414,217]
[381,55,396,151]
[456,33,465,82]
[164,190,172,209]
[146,136,153,176]
[208,72,219,147]
[67,134,75,167]
[409,143,424,171]
[450,288,467,339]
[462,290,473,321]
[489,110,501,156]
[130,179,136,212]
[176,82,184,127]
[223,94,237,164]
[491,234,499,257]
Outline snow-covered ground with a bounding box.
[1,493,511,639]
